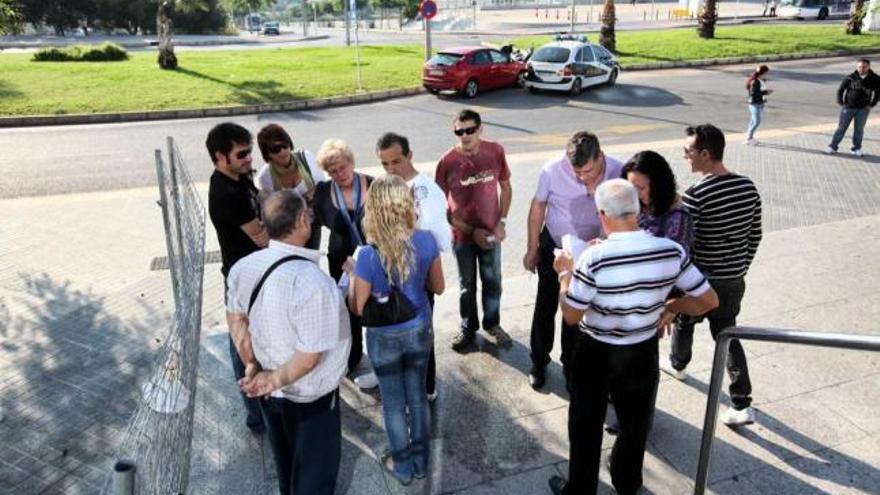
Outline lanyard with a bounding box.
[333,174,364,246]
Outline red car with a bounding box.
[422,46,527,98]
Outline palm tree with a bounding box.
[697,0,718,39]
[846,0,867,34]
[599,0,616,53]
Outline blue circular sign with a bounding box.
[420,0,438,20]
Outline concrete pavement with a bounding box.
[0,115,878,493]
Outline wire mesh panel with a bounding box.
[104,137,205,495]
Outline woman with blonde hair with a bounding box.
[347,174,445,485]
[313,138,373,378]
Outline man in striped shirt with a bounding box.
[548,179,718,495]
[662,123,763,427]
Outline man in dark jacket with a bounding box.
[826,58,880,157]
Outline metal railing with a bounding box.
[694,326,880,494]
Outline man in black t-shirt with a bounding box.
[206,122,269,433]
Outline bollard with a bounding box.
[113,461,136,495]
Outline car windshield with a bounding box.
[265,22,278,27]
[532,47,571,63]
[781,0,817,5]
[428,53,463,66]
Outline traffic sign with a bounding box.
[420,0,438,20]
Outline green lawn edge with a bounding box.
[1,24,878,117]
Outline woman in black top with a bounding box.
[745,65,773,146]
[314,138,373,376]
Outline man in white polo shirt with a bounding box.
[548,179,718,495]
[227,190,351,495]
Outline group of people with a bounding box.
[744,58,880,157]
[206,103,767,495]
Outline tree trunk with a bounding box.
[156,2,177,70]
[698,0,718,39]
[599,0,616,53]
[847,0,867,34]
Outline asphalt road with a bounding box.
[1,55,854,200]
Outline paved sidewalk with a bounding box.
[0,121,878,494]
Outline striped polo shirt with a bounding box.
[565,230,711,345]
[683,173,763,279]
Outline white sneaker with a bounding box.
[721,406,755,427]
[824,146,837,154]
[852,149,865,157]
[427,390,438,402]
[659,356,687,381]
[745,138,758,146]
[354,372,379,389]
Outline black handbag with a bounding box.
[360,255,416,327]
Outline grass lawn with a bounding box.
[0,44,425,116]
[1,24,879,116]
[511,24,880,65]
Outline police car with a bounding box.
[524,35,620,95]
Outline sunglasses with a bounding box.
[268,143,290,154]
[234,147,253,160]
[454,125,479,137]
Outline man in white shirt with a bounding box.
[377,131,451,400]
[548,179,718,495]
[227,190,351,495]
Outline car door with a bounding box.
[471,50,493,88]
[591,45,617,85]
[489,49,514,88]
[581,45,610,88]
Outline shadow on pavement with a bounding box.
[0,272,167,493]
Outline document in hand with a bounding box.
[562,233,590,265]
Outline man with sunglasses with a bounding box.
[662,124,763,427]
[523,131,624,390]
[435,109,513,352]
[206,122,269,433]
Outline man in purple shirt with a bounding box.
[523,132,624,389]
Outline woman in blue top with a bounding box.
[348,175,445,485]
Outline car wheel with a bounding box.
[463,79,479,98]
[515,71,526,88]
[607,68,619,86]
[818,7,828,19]
[426,87,440,95]
[527,86,539,94]
[570,77,582,96]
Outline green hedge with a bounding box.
[32,43,128,62]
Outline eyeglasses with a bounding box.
[268,143,290,155]
[234,147,253,160]
[454,125,479,137]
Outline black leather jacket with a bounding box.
[837,70,880,109]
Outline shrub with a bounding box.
[32,43,129,62]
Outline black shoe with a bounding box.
[548,475,568,495]
[451,330,476,352]
[246,417,266,434]
[604,421,619,435]
[529,365,546,390]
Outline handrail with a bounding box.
[694,326,880,495]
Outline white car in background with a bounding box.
[777,0,852,19]
[524,35,620,95]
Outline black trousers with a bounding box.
[568,335,658,495]
[261,390,341,495]
[670,277,752,409]
[530,228,578,374]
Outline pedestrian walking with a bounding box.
[826,58,880,157]
[745,65,773,146]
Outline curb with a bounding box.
[621,47,880,71]
[2,48,879,128]
[0,34,331,50]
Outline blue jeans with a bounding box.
[830,106,870,151]
[453,242,502,333]
[746,104,763,140]
[367,320,432,481]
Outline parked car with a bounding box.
[422,46,527,98]
[777,0,852,19]
[262,21,280,35]
[524,35,620,95]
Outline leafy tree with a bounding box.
[697,0,718,39]
[0,0,22,34]
[96,0,154,34]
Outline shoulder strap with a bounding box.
[294,149,313,182]
[248,254,308,314]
